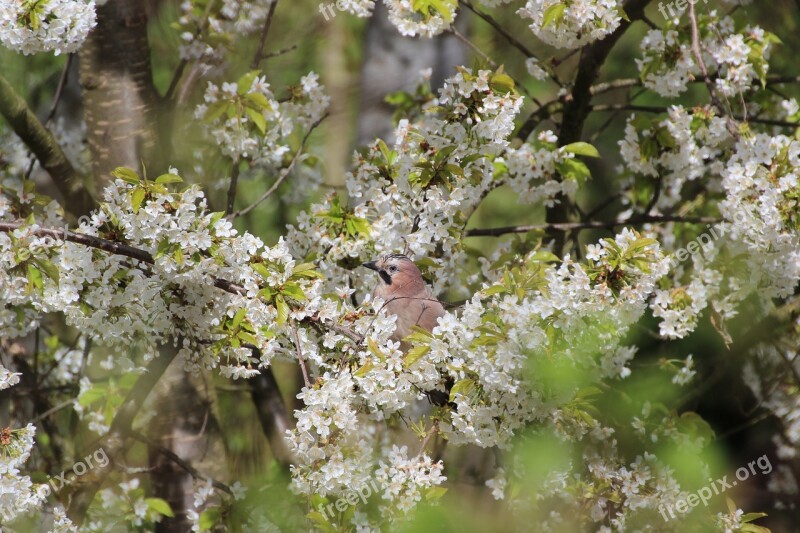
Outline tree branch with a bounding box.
[0,74,95,217]
[66,345,178,523]
[130,430,234,495]
[549,0,652,253]
[247,352,295,470]
[464,214,719,237]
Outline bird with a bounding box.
[361,253,445,341]
[362,253,452,407]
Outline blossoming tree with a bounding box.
[0,0,798,531]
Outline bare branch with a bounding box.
[130,430,234,495]
[464,215,720,237]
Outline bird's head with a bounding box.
[362,254,422,287]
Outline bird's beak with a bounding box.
[362,261,379,271]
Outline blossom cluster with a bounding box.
[194,70,328,168]
[637,13,778,98]
[385,0,457,37]
[518,0,624,50]
[176,0,275,66]
[0,372,77,531]
[2,3,798,530]
[0,0,96,56]
[286,68,579,300]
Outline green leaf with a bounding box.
[449,378,476,403]
[156,238,172,258]
[481,284,506,297]
[281,282,306,301]
[347,216,371,237]
[155,173,184,184]
[307,511,337,533]
[275,295,289,325]
[246,92,273,111]
[237,71,259,95]
[252,263,272,280]
[556,158,591,182]
[542,3,566,28]
[230,308,247,329]
[740,525,771,533]
[367,338,387,362]
[354,360,374,377]
[741,513,768,523]
[209,211,226,227]
[27,264,43,290]
[562,142,601,158]
[292,262,322,279]
[425,486,448,501]
[145,498,174,518]
[33,258,59,284]
[238,331,258,346]
[204,102,230,123]
[246,107,267,134]
[403,345,429,368]
[198,508,221,531]
[78,386,107,407]
[490,70,515,94]
[131,188,146,213]
[404,326,433,343]
[529,250,560,263]
[111,167,141,185]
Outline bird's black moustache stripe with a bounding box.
[379,270,392,285]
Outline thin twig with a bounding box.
[416,420,439,457]
[31,398,75,422]
[46,54,73,124]
[165,59,188,101]
[24,52,75,182]
[592,103,800,128]
[225,159,240,215]
[262,44,298,59]
[166,0,217,101]
[464,214,719,237]
[250,0,279,70]
[458,0,560,86]
[688,2,738,138]
[229,112,327,219]
[290,320,312,388]
[130,430,233,495]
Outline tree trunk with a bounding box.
[78,0,160,188]
[357,2,467,145]
[149,362,227,532]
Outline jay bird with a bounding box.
[362,253,445,340]
[362,253,452,406]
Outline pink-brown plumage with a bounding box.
[362,254,445,341]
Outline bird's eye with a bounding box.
[388,265,398,272]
